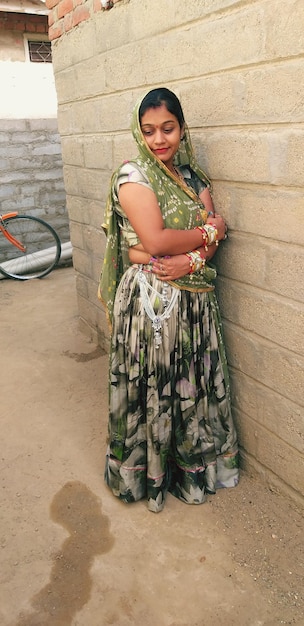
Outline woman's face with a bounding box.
[140,103,183,170]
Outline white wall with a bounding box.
[0,61,58,118]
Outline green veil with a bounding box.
[99,91,217,326]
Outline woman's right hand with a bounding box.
[206,213,227,241]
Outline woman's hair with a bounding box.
[139,87,185,129]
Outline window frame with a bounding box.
[24,34,52,64]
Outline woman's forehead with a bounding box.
[140,104,177,125]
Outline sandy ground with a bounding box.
[0,266,303,626]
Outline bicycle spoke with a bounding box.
[0,216,61,280]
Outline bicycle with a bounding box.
[0,211,61,280]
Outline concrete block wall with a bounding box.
[0,119,68,242]
[0,10,68,238]
[46,0,304,506]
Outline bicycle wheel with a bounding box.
[0,215,61,280]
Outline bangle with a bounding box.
[213,225,219,247]
[185,253,193,274]
[198,249,208,263]
[195,226,209,251]
[203,224,219,247]
[185,250,206,275]
[195,224,219,249]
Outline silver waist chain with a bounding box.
[136,267,179,348]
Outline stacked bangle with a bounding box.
[185,250,206,275]
[195,224,219,250]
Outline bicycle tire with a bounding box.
[0,215,61,280]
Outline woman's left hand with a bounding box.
[206,212,227,241]
[152,254,190,281]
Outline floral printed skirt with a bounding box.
[104,265,239,513]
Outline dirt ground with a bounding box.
[1,266,303,626]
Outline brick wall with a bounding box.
[47,0,121,41]
[0,11,49,63]
[0,12,48,35]
[45,0,304,506]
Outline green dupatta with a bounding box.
[99,92,217,326]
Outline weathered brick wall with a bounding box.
[0,11,48,36]
[46,0,304,505]
[0,12,49,62]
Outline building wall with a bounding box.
[0,12,58,118]
[0,10,68,239]
[0,118,68,241]
[0,11,48,62]
[46,0,304,506]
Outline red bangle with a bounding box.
[195,226,209,251]
[185,252,195,274]
[195,226,208,242]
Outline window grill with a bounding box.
[28,41,52,63]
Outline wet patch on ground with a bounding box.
[15,481,114,626]
[62,346,106,362]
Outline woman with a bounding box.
[99,87,239,513]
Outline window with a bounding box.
[28,40,52,63]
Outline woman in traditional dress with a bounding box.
[99,87,239,513]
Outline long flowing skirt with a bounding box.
[104,265,239,513]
